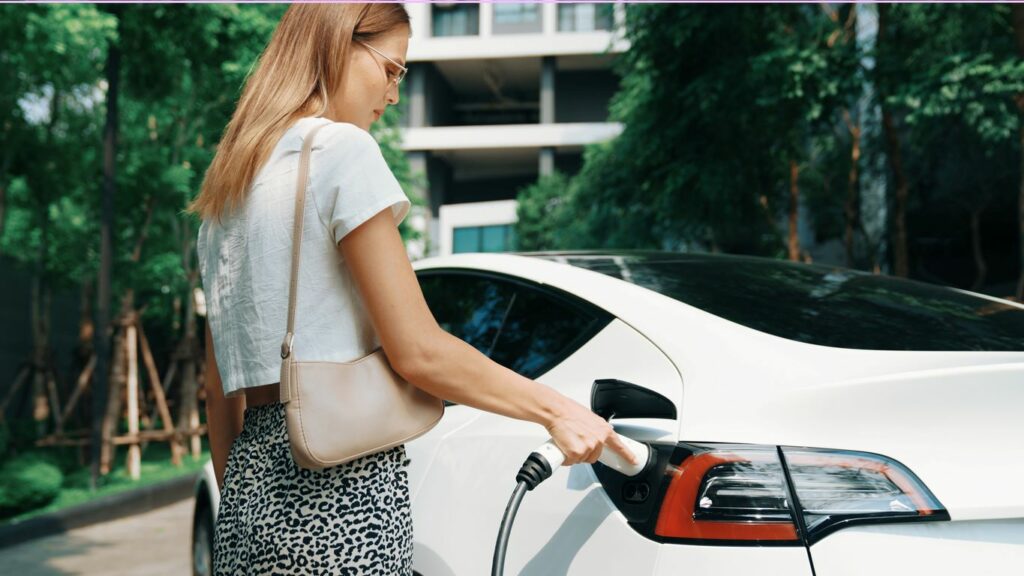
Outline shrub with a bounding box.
[0,453,64,519]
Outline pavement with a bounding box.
[0,498,192,575]
[0,471,200,550]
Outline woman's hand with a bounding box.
[544,396,639,467]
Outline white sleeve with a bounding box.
[309,122,411,245]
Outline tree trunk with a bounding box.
[1018,120,1024,300]
[843,109,861,268]
[92,5,121,489]
[30,275,53,437]
[177,278,200,460]
[1013,6,1024,300]
[27,82,64,438]
[877,4,911,278]
[0,147,12,253]
[881,109,910,278]
[98,202,157,471]
[969,203,989,291]
[69,278,95,428]
[177,179,202,459]
[99,294,133,475]
[788,159,800,261]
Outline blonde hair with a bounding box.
[188,3,410,221]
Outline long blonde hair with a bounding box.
[188,3,410,221]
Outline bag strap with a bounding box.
[280,121,330,361]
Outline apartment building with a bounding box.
[398,2,629,258]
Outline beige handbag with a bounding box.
[278,121,445,471]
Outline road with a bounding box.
[0,498,192,575]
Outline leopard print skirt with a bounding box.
[213,402,414,575]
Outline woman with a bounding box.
[189,4,638,575]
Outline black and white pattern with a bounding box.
[213,402,414,575]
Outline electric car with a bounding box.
[192,250,1024,576]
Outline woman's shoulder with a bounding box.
[283,116,377,151]
[257,117,373,181]
[309,119,382,158]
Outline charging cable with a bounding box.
[491,436,655,576]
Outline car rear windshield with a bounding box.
[541,253,1024,351]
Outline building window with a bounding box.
[432,3,479,37]
[493,3,542,34]
[453,224,517,253]
[557,3,613,32]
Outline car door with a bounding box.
[403,272,518,513]
[410,270,683,576]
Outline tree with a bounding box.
[517,4,1023,294]
[0,4,425,483]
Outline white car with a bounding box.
[194,250,1024,576]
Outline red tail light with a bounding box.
[781,447,947,542]
[655,446,799,542]
[594,442,948,546]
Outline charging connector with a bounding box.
[492,437,654,576]
[515,451,554,490]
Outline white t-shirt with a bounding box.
[197,116,411,398]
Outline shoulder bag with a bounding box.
[278,121,445,471]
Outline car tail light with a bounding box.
[594,442,948,546]
[655,445,799,543]
[780,447,948,543]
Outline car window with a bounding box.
[487,285,608,378]
[540,252,1024,351]
[418,274,515,356]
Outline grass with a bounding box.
[2,438,210,525]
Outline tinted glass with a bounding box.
[533,252,1024,351]
[432,4,479,37]
[558,3,613,32]
[452,227,480,254]
[493,3,542,34]
[418,275,514,355]
[489,286,605,377]
[453,224,516,253]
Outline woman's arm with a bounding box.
[338,210,571,427]
[203,322,245,491]
[339,208,639,468]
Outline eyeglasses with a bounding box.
[356,40,407,87]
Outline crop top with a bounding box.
[196,116,411,397]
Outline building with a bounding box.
[398,2,629,258]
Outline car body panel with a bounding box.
[196,460,219,521]
[648,311,1024,521]
[406,400,485,503]
[809,519,1024,576]
[652,544,813,575]
[408,317,682,575]
[412,253,1024,523]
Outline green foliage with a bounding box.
[520,5,827,254]
[0,3,423,342]
[515,4,1022,288]
[902,54,1024,144]
[374,107,428,245]
[885,5,1022,144]
[514,171,577,251]
[0,453,64,519]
